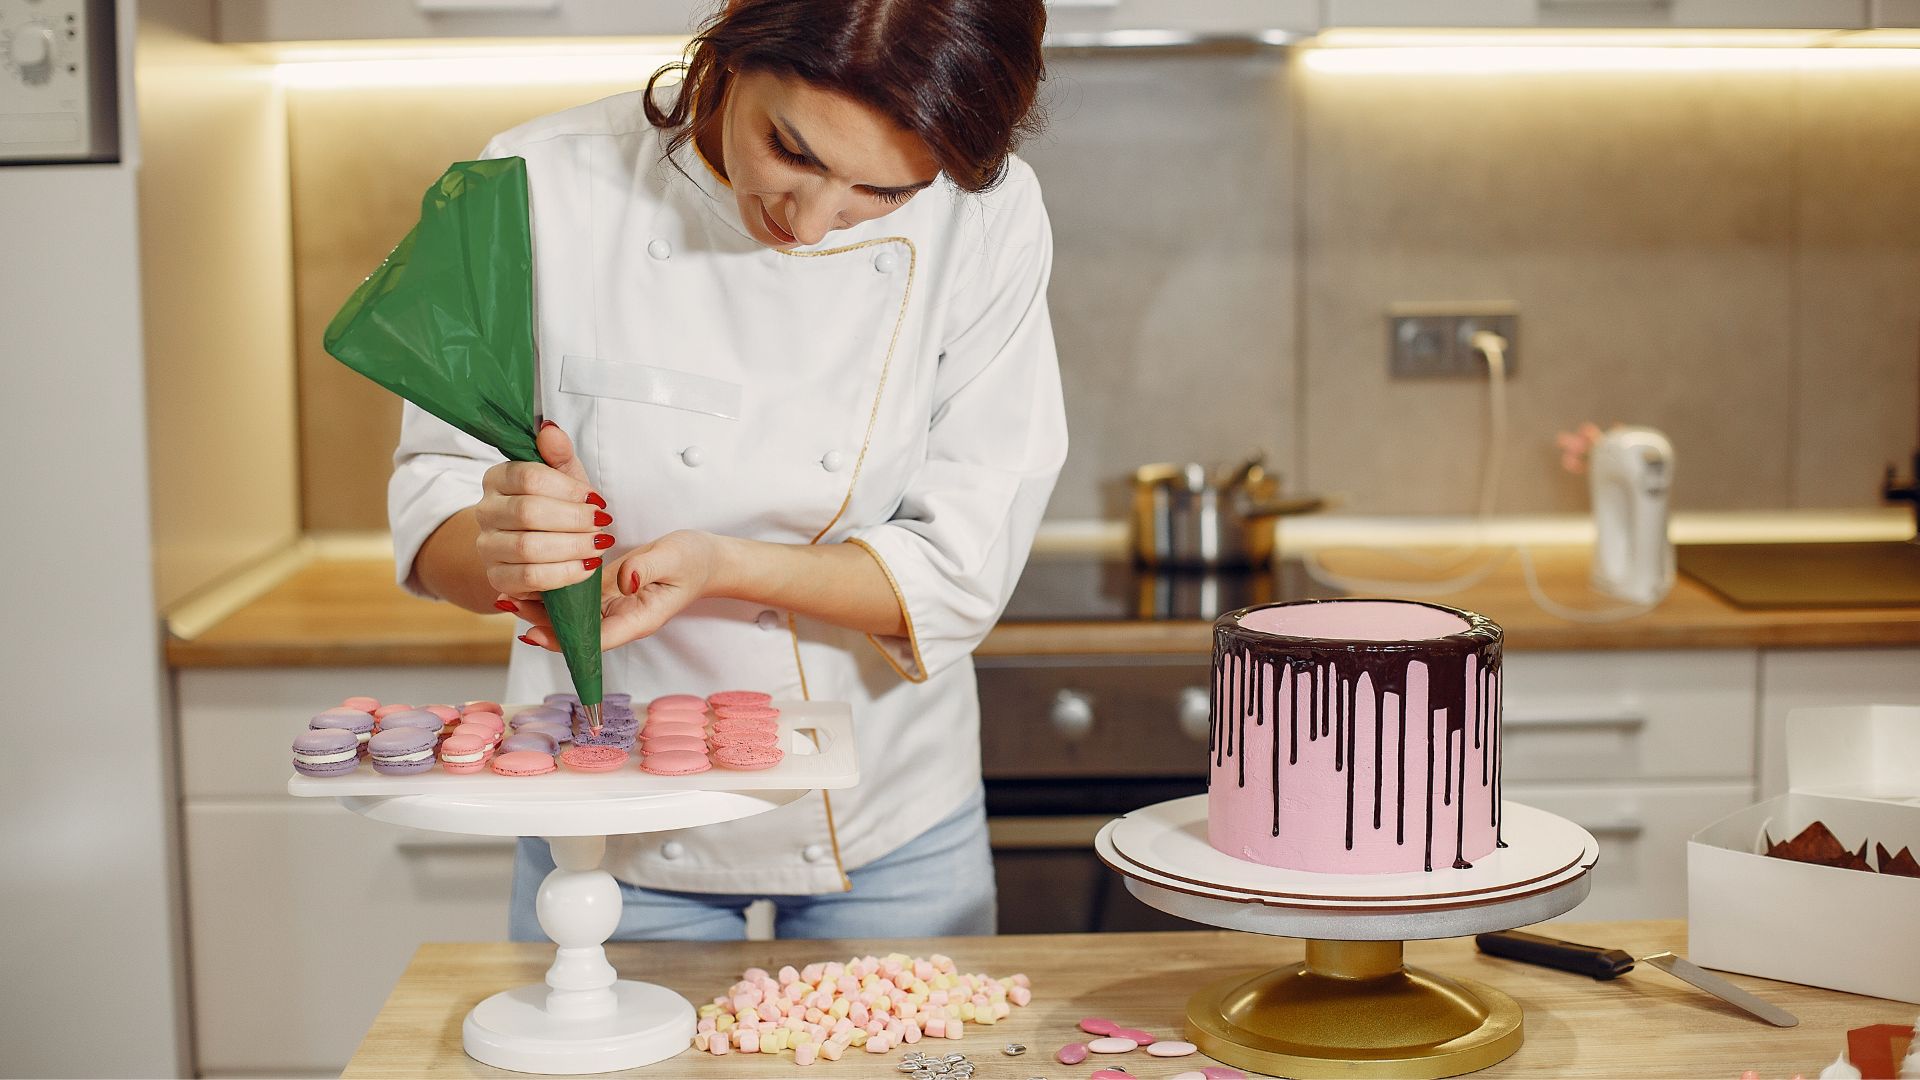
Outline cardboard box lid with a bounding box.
[1786,704,1920,804]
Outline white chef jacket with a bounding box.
[388,89,1066,895]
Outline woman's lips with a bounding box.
[760,200,797,245]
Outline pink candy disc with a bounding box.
[1056,1042,1088,1065]
[641,749,711,776]
[1091,1071,1133,1080]
[707,689,772,708]
[1079,1018,1118,1036]
[1087,1036,1137,1054]
[1112,1026,1157,1045]
[1201,1070,1249,1079]
[712,744,784,771]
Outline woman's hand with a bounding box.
[506,530,728,653]
[475,422,613,604]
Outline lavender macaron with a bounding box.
[310,707,375,749]
[293,728,362,778]
[509,706,569,729]
[516,720,572,746]
[368,727,438,775]
[376,709,445,735]
[499,731,559,756]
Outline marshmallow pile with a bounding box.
[693,953,1033,1064]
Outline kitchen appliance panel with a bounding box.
[977,656,1214,779]
[0,0,115,163]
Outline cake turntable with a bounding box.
[1095,794,1599,1079]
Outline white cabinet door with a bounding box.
[215,0,707,42]
[1045,0,1319,38]
[1500,649,1757,784]
[185,802,516,1076]
[1322,0,1871,28]
[1757,648,1920,798]
[1505,781,1755,921]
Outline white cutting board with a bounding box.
[287,700,856,798]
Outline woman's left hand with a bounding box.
[499,530,727,653]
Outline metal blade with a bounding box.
[1641,952,1799,1028]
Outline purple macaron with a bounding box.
[543,692,580,708]
[368,727,438,775]
[499,731,559,756]
[376,709,445,735]
[509,706,569,729]
[293,728,362,778]
[516,720,572,745]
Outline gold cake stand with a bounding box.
[1095,796,1598,1079]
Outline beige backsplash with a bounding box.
[285,51,1920,531]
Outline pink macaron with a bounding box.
[641,749,711,776]
[710,728,778,750]
[372,703,414,720]
[341,696,380,713]
[422,704,462,724]
[711,716,777,737]
[640,734,708,755]
[648,694,707,713]
[463,700,504,715]
[489,749,555,777]
[642,721,707,742]
[713,704,780,722]
[712,744,784,771]
[559,745,629,773]
[437,733,491,774]
[458,712,505,738]
[706,690,772,709]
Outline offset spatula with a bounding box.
[1476,932,1799,1028]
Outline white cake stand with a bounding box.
[1096,795,1599,1080]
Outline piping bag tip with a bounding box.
[582,702,602,736]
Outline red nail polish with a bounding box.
[539,420,558,432]
[517,633,538,646]
[584,557,602,571]
[629,569,639,593]
[594,534,615,550]
[494,599,517,613]
[593,510,613,527]
[585,491,606,509]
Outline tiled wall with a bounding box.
[286,49,1920,529]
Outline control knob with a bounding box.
[7,24,55,86]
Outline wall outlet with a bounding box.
[1388,306,1519,378]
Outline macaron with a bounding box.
[714,704,780,722]
[712,743,784,771]
[711,716,777,737]
[560,745,629,773]
[641,749,711,776]
[375,709,444,735]
[639,734,708,755]
[340,696,380,713]
[500,731,559,756]
[707,690,772,709]
[575,729,636,750]
[463,700,504,715]
[451,721,500,748]
[510,705,568,729]
[490,749,556,777]
[602,692,633,708]
[641,718,706,739]
[515,719,572,745]
[458,712,505,738]
[542,692,580,708]
[437,733,491,774]
[711,728,778,750]
[649,693,706,713]
[292,728,361,777]
[372,703,414,720]
[310,708,375,748]
[368,727,437,775]
[421,704,462,724]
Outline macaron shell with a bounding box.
[500,731,559,756]
[706,690,772,708]
[640,721,707,742]
[710,716,777,737]
[713,704,780,722]
[310,708,375,735]
[340,696,380,713]
[710,728,778,750]
[510,705,569,728]
[640,734,708,754]
[292,728,362,777]
[712,744,784,771]
[367,727,437,774]
[649,694,706,712]
[560,745,629,773]
[437,733,492,774]
[489,749,556,777]
[463,701,504,715]
[372,703,413,719]
[640,749,712,776]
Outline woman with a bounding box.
[390,0,1064,941]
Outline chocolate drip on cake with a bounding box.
[1209,599,1502,874]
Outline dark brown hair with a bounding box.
[644,0,1046,193]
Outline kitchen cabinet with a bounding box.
[176,666,511,1077]
[1871,0,1920,26]
[1757,647,1920,798]
[214,0,707,43]
[1321,0,1874,29]
[1042,0,1318,39]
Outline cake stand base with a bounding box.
[1186,940,1522,1080]
[463,980,695,1075]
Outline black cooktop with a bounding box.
[1000,552,1341,623]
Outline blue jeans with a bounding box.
[508,785,995,941]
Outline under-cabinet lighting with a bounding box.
[1303,42,1920,75]
[270,39,690,89]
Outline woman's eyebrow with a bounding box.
[775,115,937,195]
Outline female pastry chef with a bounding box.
[390,0,1065,941]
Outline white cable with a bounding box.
[1513,545,1661,623]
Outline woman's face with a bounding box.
[709,69,941,249]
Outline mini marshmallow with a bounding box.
[946,1018,964,1040]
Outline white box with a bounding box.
[1688,704,1920,1004]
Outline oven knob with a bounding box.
[8,25,56,86]
[1048,689,1094,741]
[1177,686,1212,742]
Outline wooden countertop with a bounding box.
[165,546,1920,668]
[344,920,1913,1078]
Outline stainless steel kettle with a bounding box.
[1130,452,1322,569]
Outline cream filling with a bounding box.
[377,749,433,764]
[294,749,357,766]
[441,750,487,764]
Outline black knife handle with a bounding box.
[1475,930,1636,980]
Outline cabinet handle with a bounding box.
[1178,687,1212,743]
[1505,710,1646,732]
[1049,689,1095,742]
[415,0,560,13]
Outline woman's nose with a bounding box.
[789,191,846,246]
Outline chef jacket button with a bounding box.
[648,238,672,261]
[660,840,685,860]
[756,609,781,631]
[820,449,846,473]
[679,445,706,468]
[802,843,828,863]
[872,250,898,274]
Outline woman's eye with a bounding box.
[870,189,912,206]
[764,131,809,167]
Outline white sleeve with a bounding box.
[846,164,1068,681]
[389,402,503,598]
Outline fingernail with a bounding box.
[584,557,602,571]
[517,633,538,646]
[593,510,613,527]
[594,534,615,550]
[629,569,639,593]
[494,599,518,613]
[585,491,606,509]
[539,420,558,432]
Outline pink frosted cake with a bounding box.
[1208,598,1503,875]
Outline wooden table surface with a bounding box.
[344,920,1913,1078]
[169,546,1920,667]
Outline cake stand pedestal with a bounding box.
[340,786,811,1075]
[1096,796,1599,1080]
